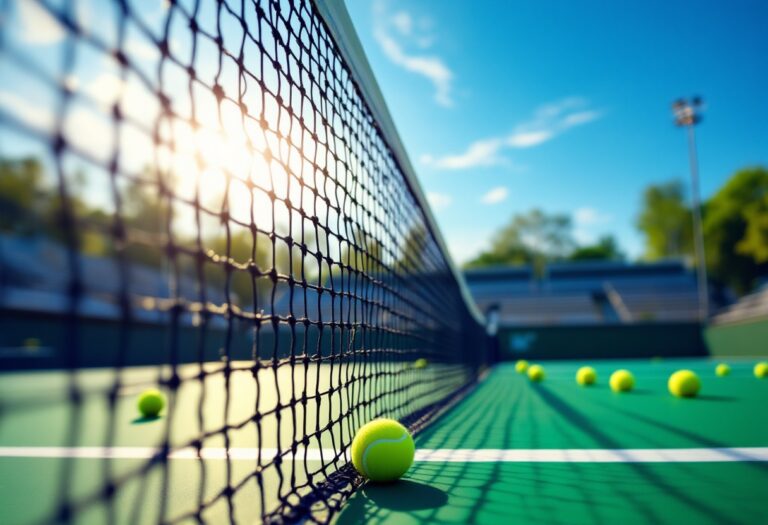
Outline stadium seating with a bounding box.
[710,284,768,325]
[465,260,701,325]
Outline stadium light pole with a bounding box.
[672,96,709,321]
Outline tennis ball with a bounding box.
[668,370,701,398]
[527,364,545,382]
[137,389,165,418]
[715,363,731,377]
[515,360,529,373]
[413,358,428,369]
[576,366,597,386]
[609,370,635,393]
[755,362,768,379]
[351,419,414,482]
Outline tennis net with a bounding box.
[0,0,491,523]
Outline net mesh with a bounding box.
[0,0,489,523]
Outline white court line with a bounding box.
[1,447,768,463]
[416,448,768,462]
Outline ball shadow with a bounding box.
[692,394,738,402]
[131,415,162,424]
[361,479,448,511]
[625,388,654,395]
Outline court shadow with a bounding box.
[623,388,654,395]
[361,480,448,511]
[334,480,448,524]
[533,385,742,524]
[694,394,737,402]
[131,415,161,424]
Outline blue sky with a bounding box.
[345,0,768,263]
[2,0,766,267]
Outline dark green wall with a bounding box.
[499,322,707,361]
[0,309,254,369]
[704,319,768,357]
[0,309,482,370]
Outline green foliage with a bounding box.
[569,235,624,261]
[636,167,768,294]
[0,154,320,305]
[340,228,384,273]
[703,166,768,293]
[465,209,573,275]
[739,193,768,262]
[0,156,92,243]
[636,180,693,260]
[464,245,532,269]
[117,172,171,267]
[0,157,46,233]
[399,224,430,273]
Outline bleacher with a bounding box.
[710,284,768,325]
[0,234,227,326]
[465,260,701,326]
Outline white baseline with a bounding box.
[1,447,767,463]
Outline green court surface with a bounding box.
[2,359,767,524]
[335,359,768,525]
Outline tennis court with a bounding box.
[2,359,767,524]
[2,0,768,524]
[337,359,768,525]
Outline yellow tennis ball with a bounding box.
[351,419,414,482]
[668,370,701,398]
[715,363,730,377]
[755,362,768,379]
[576,366,597,386]
[527,364,545,382]
[610,370,635,392]
[413,358,428,369]
[137,389,165,418]
[515,360,529,373]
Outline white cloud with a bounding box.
[83,73,160,128]
[423,138,504,170]
[506,130,554,148]
[16,0,93,45]
[0,73,160,171]
[423,97,601,170]
[574,206,612,226]
[125,37,159,61]
[17,1,65,44]
[373,1,454,107]
[507,98,600,150]
[562,110,600,128]
[426,191,452,211]
[0,91,55,131]
[481,187,509,204]
[573,206,613,245]
[391,11,413,35]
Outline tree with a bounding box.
[636,181,693,260]
[569,235,624,261]
[465,209,573,275]
[0,155,95,246]
[739,193,768,262]
[398,223,430,273]
[704,166,768,293]
[339,226,384,273]
[112,169,175,268]
[0,157,46,234]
